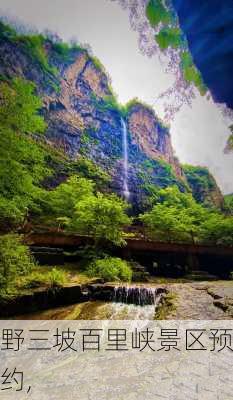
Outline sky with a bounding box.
[0,0,232,194]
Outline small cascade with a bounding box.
[113,286,162,306]
[121,118,130,200]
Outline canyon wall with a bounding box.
[0,22,223,209]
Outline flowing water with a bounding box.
[113,286,161,306]
[14,286,164,320]
[121,118,130,200]
[108,286,163,319]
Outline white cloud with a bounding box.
[171,95,233,194]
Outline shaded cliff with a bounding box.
[0,21,222,210]
[183,165,223,208]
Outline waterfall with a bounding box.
[113,286,163,306]
[110,286,165,319]
[121,118,130,200]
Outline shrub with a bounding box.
[48,268,66,287]
[52,41,83,62]
[21,268,67,289]
[0,234,34,290]
[87,257,132,282]
[22,271,47,289]
[73,156,110,189]
[17,34,58,76]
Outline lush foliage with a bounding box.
[0,22,57,78]
[51,41,84,62]
[224,194,233,215]
[17,34,57,76]
[180,52,207,95]
[48,268,66,287]
[156,27,183,50]
[46,175,95,219]
[73,192,131,245]
[45,175,131,245]
[99,94,123,114]
[72,156,110,190]
[0,77,46,133]
[183,164,218,206]
[146,0,172,27]
[138,157,187,206]
[0,77,49,228]
[87,257,132,282]
[140,186,233,245]
[199,213,233,246]
[140,186,208,243]
[0,20,231,298]
[0,234,34,292]
[19,267,68,290]
[145,2,207,95]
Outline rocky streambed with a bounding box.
[1,284,167,319]
[4,281,233,320]
[162,282,233,320]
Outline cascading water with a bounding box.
[121,118,130,200]
[14,285,166,320]
[113,286,163,306]
[109,286,165,320]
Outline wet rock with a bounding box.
[31,246,65,265]
[0,34,189,213]
[112,286,166,306]
[0,284,85,318]
[213,299,228,312]
[131,261,150,282]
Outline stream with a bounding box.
[13,286,164,320]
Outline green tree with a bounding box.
[72,192,131,246]
[200,213,233,246]
[0,77,46,133]
[155,185,196,208]
[140,186,209,243]
[0,234,34,292]
[140,203,203,243]
[0,77,48,228]
[46,175,131,246]
[140,185,233,245]
[47,175,95,219]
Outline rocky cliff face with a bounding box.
[183,165,223,208]
[127,103,183,177]
[0,22,222,210]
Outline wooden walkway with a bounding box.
[25,232,233,258]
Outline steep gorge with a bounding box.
[0,22,223,210]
